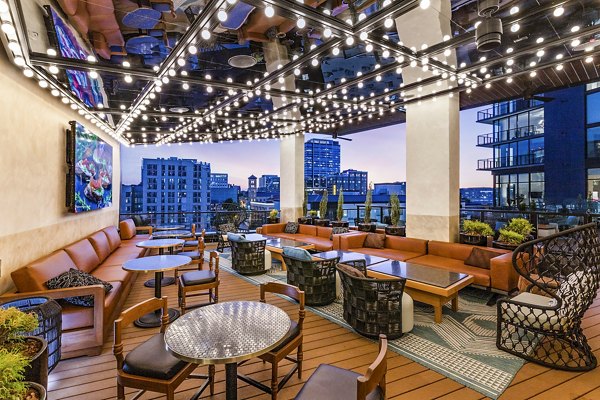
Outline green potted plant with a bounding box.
[316,189,330,226]
[493,217,534,250]
[298,190,310,224]
[460,220,494,246]
[332,190,348,227]
[0,349,46,400]
[358,183,376,232]
[385,193,404,236]
[267,209,279,224]
[0,307,48,392]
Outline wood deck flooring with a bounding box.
[48,262,600,400]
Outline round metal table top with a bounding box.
[153,225,186,231]
[164,301,291,365]
[122,255,191,273]
[136,239,184,249]
[151,230,193,239]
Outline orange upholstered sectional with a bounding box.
[259,222,360,251]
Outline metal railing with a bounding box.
[477,99,545,121]
[477,153,544,170]
[477,125,543,146]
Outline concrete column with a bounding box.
[263,41,304,222]
[396,0,460,241]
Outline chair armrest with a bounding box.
[261,223,286,234]
[331,231,362,250]
[490,252,520,293]
[135,225,153,235]
[339,232,368,250]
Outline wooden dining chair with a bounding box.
[178,251,219,314]
[294,334,388,400]
[175,236,206,280]
[237,282,305,400]
[182,225,201,251]
[113,297,214,400]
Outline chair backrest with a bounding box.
[357,334,388,400]
[191,223,196,235]
[208,251,219,276]
[260,282,305,330]
[113,297,168,370]
[218,223,236,233]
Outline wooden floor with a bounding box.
[48,262,600,400]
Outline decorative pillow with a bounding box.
[337,263,365,278]
[330,226,349,240]
[364,233,386,249]
[219,223,236,233]
[282,246,312,261]
[227,233,247,242]
[284,222,299,234]
[46,268,112,307]
[464,247,499,270]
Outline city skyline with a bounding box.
[121,107,492,190]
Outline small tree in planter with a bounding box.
[385,193,404,236]
[332,190,348,227]
[493,217,534,250]
[316,189,330,226]
[298,191,310,224]
[460,220,494,246]
[358,184,376,232]
[0,349,46,400]
[268,209,279,224]
[0,307,48,396]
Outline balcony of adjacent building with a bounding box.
[477,99,545,124]
[477,152,545,171]
[477,124,544,147]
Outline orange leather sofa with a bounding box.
[260,223,358,251]
[4,219,149,359]
[339,234,518,293]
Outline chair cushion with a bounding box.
[64,239,101,274]
[505,292,560,329]
[103,226,122,251]
[178,250,202,260]
[282,246,312,261]
[123,333,188,380]
[46,268,113,307]
[270,320,300,352]
[364,233,386,249]
[88,230,111,262]
[227,233,247,242]
[294,363,383,400]
[119,219,137,240]
[464,247,498,270]
[181,270,216,286]
[183,240,199,247]
[285,222,299,234]
[337,263,365,278]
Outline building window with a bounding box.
[147,164,158,176]
[587,91,600,125]
[587,168,600,200]
[587,126,600,158]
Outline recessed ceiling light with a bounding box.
[297,18,306,28]
[264,5,274,17]
[217,10,228,22]
[529,61,537,67]
[530,71,537,77]
[571,25,580,32]
[201,29,211,40]
[556,53,563,60]
[556,64,563,70]
[384,18,393,28]
[571,39,581,47]
[553,6,564,17]
[509,6,519,15]
[506,47,514,54]
[419,0,430,10]
[510,23,520,33]
[536,50,545,57]
[586,56,594,63]
[506,59,514,66]
[536,37,544,44]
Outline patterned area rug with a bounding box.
[216,252,524,399]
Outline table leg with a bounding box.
[144,248,176,287]
[135,271,180,328]
[451,295,459,312]
[434,305,443,324]
[225,363,238,400]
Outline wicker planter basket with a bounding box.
[385,226,405,236]
[315,219,330,227]
[460,233,488,246]
[26,382,47,400]
[358,223,377,232]
[331,221,349,228]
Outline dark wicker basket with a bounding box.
[282,256,339,306]
[230,239,267,275]
[336,265,407,340]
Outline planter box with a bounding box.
[315,219,330,227]
[298,217,314,225]
[331,221,349,228]
[460,233,488,246]
[267,218,280,224]
[358,223,377,233]
[385,226,405,236]
[492,240,519,251]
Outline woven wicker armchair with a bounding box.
[216,223,237,252]
[230,237,268,276]
[336,263,407,340]
[282,254,340,306]
[497,223,600,371]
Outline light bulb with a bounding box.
[419,0,430,9]
[384,18,393,28]
[333,47,340,55]
[345,36,354,46]
[188,45,197,54]
[443,49,451,56]
[89,70,98,79]
[0,0,8,13]
[323,28,332,38]
[217,10,228,21]
[201,29,211,40]
[23,69,34,78]
[556,64,563,70]
[510,23,520,32]
[506,59,514,66]
[48,65,59,74]
[571,39,580,47]
[509,6,519,15]
[265,5,274,17]
[536,49,545,57]
[1,22,15,35]
[297,18,306,28]
[365,44,373,52]
[553,6,564,17]
[311,58,319,66]
[124,75,133,83]
[359,32,368,41]
[382,50,390,58]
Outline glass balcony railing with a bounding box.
[477,99,545,122]
[477,153,545,170]
[477,125,544,146]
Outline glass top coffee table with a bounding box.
[313,250,388,266]
[368,260,474,323]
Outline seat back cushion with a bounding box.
[385,236,427,254]
[104,225,122,251]
[64,239,101,274]
[119,219,137,240]
[427,241,475,261]
[317,226,333,239]
[88,230,111,262]
[282,246,312,261]
[298,224,317,236]
[12,250,78,292]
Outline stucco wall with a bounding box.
[0,49,121,294]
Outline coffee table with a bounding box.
[313,250,388,266]
[261,236,315,270]
[367,260,474,323]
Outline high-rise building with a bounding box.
[248,175,257,202]
[328,169,368,195]
[305,139,341,193]
[120,184,143,213]
[140,157,211,224]
[476,84,596,207]
[209,173,239,204]
[258,174,280,193]
[374,182,406,196]
[210,173,229,188]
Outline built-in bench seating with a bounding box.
[259,223,359,251]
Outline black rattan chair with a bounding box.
[217,223,236,252]
[336,263,408,340]
[282,254,339,306]
[497,223,600,371]
[230,237,268,275]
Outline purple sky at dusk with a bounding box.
[121,106,492,190]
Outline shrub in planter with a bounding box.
[385,193,405,236]
[331,190,348,228]
[493,218,534,250]
[358,184,376,232]
[316,190,330,226]
[268,209,279,224]
[0,351,47,400]
[460,220,493,246]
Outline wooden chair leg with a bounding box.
[180,288,186,315]
[117,382,125,400]
[167,388,175,400]
[271,361,279,400]
[214,286,219,303]
[297,343,303,379]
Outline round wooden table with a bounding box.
[122,255,191,328]
[151,230,193,239]
[164,301,291,400]
[136,239,184,287]
[153,225,186,231]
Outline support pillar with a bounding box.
[263,41,304,222]
[396,0,460,241]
